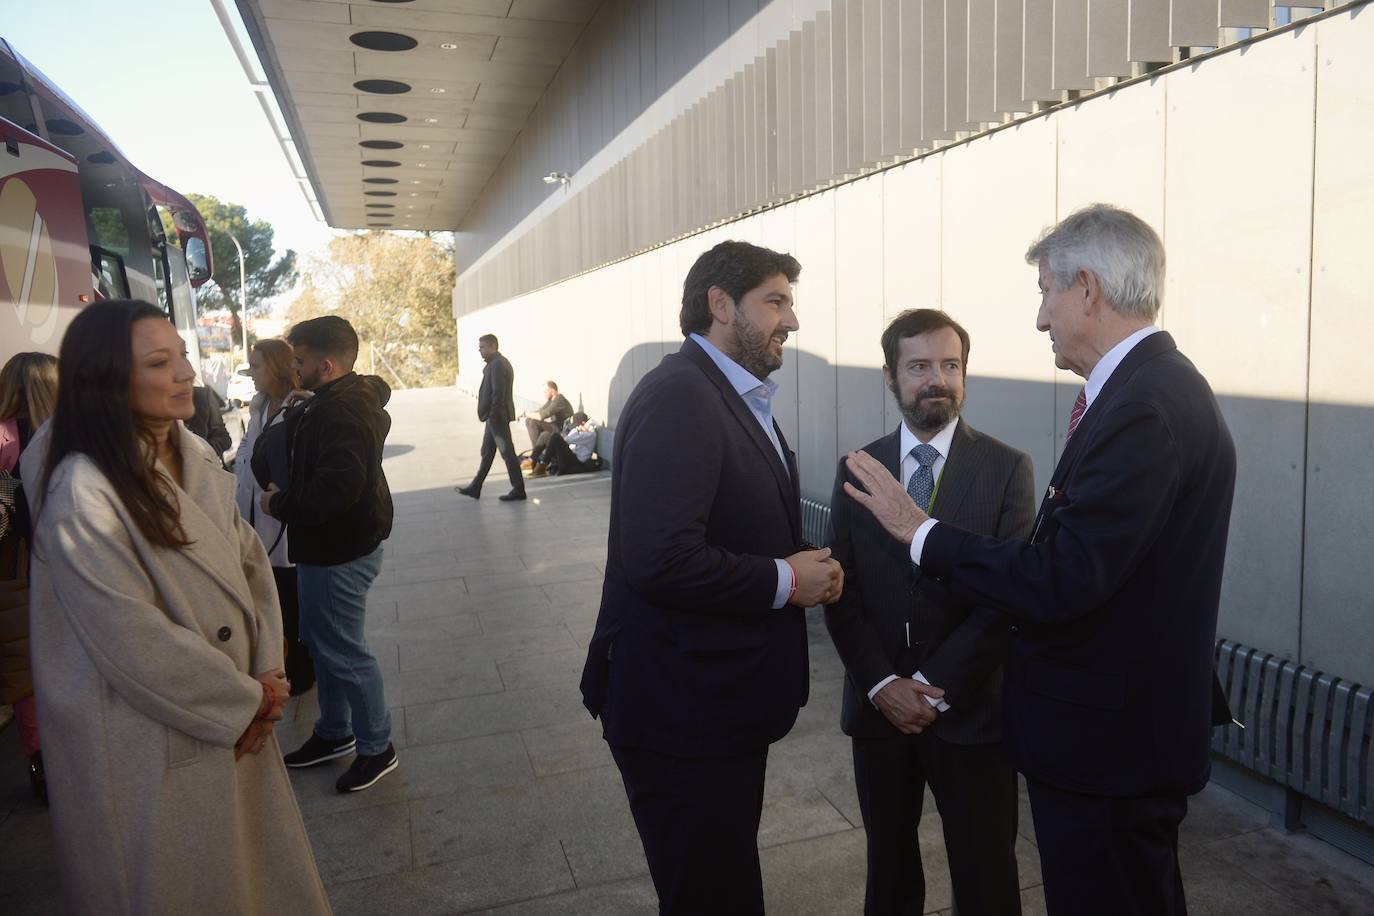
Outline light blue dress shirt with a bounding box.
[689,333,794,609]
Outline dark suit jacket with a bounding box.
[920,332,1237,797]
[477,353,515,424]
[826,420,1035,744]
[579,338,809,757]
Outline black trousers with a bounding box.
[271,565,314,691]
[470,419,524,494]
[611,743,768,916]
[852,735,1021,916]
[1026,777,1188,916]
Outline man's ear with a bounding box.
[1078,269,1103,315]
[706,286,735,326]
[881,365,894,389]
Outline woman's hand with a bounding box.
[235,718,273,760]
[257,668,289,721]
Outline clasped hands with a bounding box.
[874,678,946,734]
[235,668,289,761]
[785,547,845,607]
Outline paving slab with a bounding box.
[2,386,1372,915]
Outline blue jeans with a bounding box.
[296,545,391,755]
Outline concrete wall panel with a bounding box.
[833,176,889,464]
[794,192,841,500]
[941,118,1059,489]
[1163,26,1315,660]
[1300,8,1374,686]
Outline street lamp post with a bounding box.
[228,233,249,359]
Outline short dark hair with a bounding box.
[479,333,498,348]
[546,380,558,392]
[679,240,801,336]
[288,315,359,369]
[880,309,971,374]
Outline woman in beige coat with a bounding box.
[22,300,332,916]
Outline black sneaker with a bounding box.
[283,733,356,768]
[335,744,398,793]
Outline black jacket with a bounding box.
[825,420,1035,744]
[920,333,1237,797]
[477,353,516,424]
[253,372,394,566]
[579,338,809,757]
[186,386,231,457]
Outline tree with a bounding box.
[287,232,457,389]
[185,194,296,320]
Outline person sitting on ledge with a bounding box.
[530,412,600,477]
[520,379,573,467]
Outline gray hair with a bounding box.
[1025,204,1165,321]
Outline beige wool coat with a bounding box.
[22,424,333,916]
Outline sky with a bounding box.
[2,0,343,269]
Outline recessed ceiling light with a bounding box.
[419,144,430,149]
[440,42,459,50]
[411,180,421,184]
[359,140,404,150]
[423,118,438,124]
[430,88,446,94]
[358,112,407,124]
[354,79,411,94]
[417,163,426,167]
[350,31,418,52]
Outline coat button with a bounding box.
[217,626,232,642]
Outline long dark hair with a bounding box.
[44,299,191,549]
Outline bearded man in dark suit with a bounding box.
[844,205,1237,916]
[580,240,843,915]
[826,309,1035,915]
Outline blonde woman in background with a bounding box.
[235,338,314,693]
[0,351,59,802]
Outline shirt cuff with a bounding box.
[867,674,900,706]
[772,558,793,609]
[908,518,939,566]
[913,670,951,712]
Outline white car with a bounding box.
[226,364,256,407]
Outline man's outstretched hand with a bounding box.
[843,450,929,545]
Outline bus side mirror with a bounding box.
[186,236,210,283]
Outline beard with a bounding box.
[299,365,324,391]
[730,310,787,379]
[893,383,963,433]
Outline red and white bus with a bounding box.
[0,36,213,369]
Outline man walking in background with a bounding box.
[458,333,525,502]
[844,205,1237,915]
[580,240,843,915]
[258,315,398,793]
[826,309,1034,915]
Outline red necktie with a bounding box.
[1064,388,1087,446]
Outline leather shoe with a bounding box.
[498,489,527,501]
[456,485,479,499]
[530,464,548,478]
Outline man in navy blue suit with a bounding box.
[580,240,843,915]
[844,205,1237,916]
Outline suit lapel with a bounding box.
[1050,331,1178,486]
[930,419,984,523]
[681,340,795,507]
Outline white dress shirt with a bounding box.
[867,418,958,712]
[909,325,1161,565]
[688,333,794,609]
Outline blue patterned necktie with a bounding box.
[906,443,940,512]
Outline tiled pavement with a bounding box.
[3,385,1374,914]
